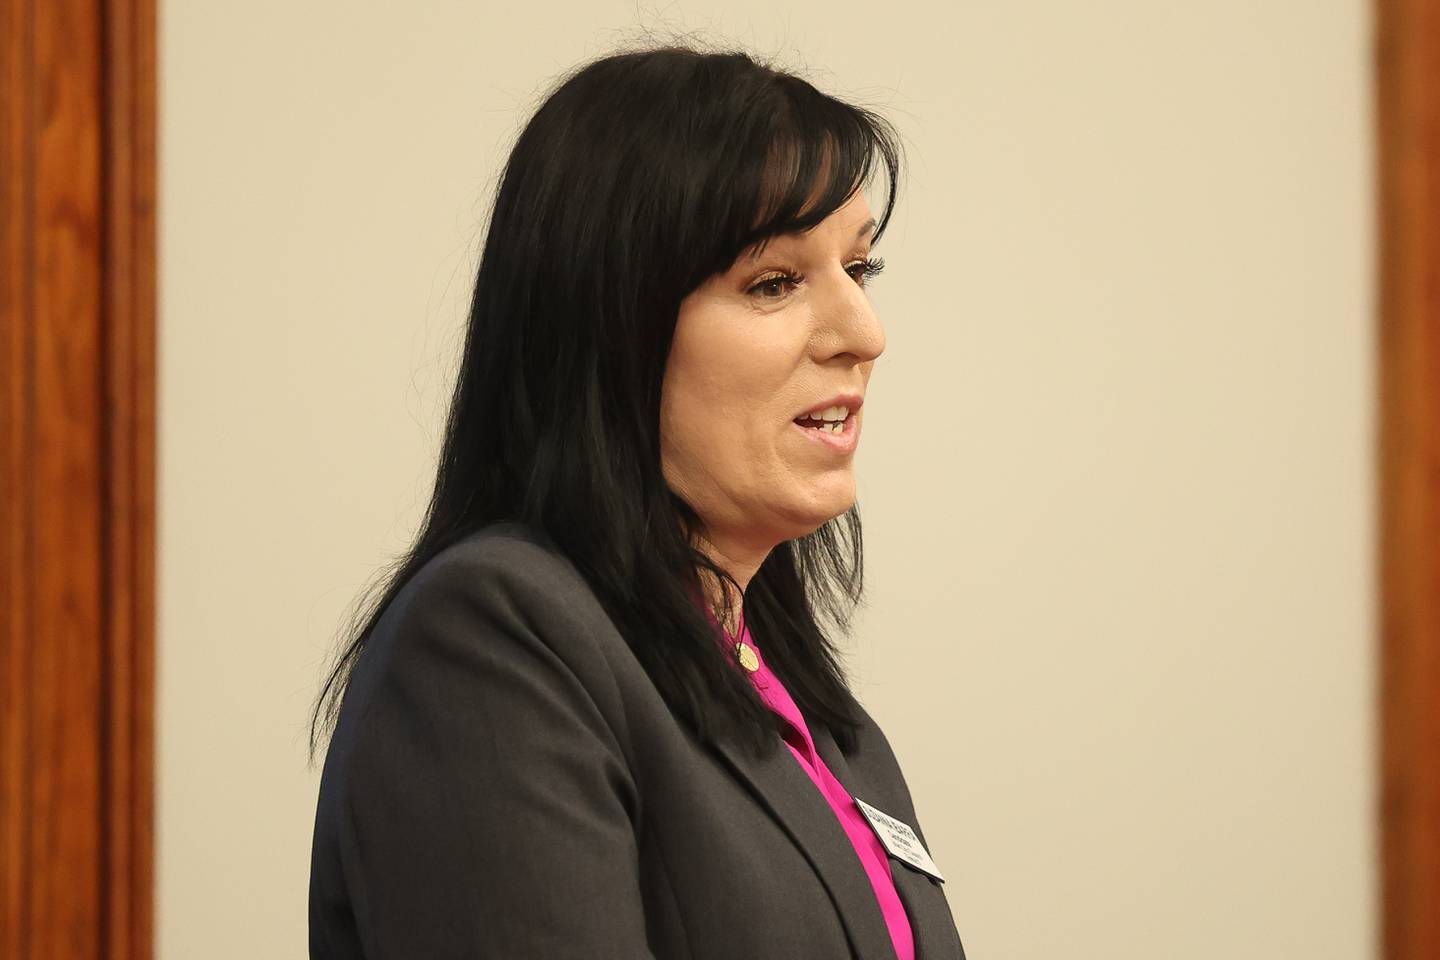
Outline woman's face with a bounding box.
[660,191,885,549]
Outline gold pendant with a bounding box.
[734,641,759,673]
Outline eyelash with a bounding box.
[747,256,887,300]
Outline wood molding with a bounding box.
[0,0,156,956]
[1377,1,1440,958]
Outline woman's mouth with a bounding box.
[791,410,860,453]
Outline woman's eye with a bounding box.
[848,256,886,286]
[747,257,885,300]
[748,273,800,300]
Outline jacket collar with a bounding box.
[709,728,901,960]
[709,712,957,960]
[811,719,960,960]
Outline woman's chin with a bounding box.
[777,489,856,534]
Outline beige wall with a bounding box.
[158,2,1376,957]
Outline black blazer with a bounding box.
[309,521,966,959]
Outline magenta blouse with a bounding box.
[710,605,916,960]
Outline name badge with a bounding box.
[853,796,946,883]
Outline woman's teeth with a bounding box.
[794,405,850,433]
[794,408,846,434]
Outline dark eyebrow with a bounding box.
[745,216,879,261]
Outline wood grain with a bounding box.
[1377,1,1440,958]
[0,0,155,956]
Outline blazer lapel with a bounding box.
[810,721,962,960]
[709,732,900,960]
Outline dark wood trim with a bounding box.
[101,0,157,956]
[1377,1,1440,959]
[0,0,27,953]
[0,0,156,955]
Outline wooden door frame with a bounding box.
[1377,1,1440,959]
[0,0,156,957]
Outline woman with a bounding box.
[307,42,966,960]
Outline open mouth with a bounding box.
[792,414,851,434]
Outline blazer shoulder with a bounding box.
[392,522,610,641]
[315,522,658,958]
[370,520,631,711]
[417,520,587,597]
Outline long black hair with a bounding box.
[307,40,904,764]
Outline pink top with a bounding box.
[713,606,915,960]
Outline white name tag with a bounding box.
[853,796,946,883]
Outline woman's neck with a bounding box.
[691,526,771,637]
